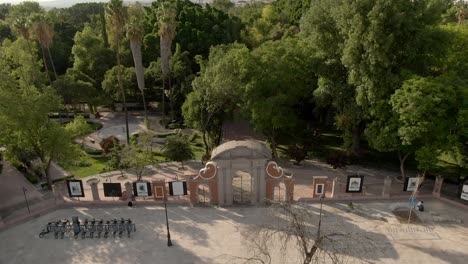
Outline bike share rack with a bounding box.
[39,216,136,239]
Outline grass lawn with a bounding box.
[64,154,109,179]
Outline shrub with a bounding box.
[72,160,92,167]
[25,173,39,184]
[83,147,103,155]
[188,132,198,142]
[286,145,307,165]
[100,136,120,154]
[159,118,171,128]
[87,121,103,131]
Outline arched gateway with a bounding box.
[188,140,294,206]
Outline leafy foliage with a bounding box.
[161,133,194,168]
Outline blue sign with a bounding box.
[409,198,417,205]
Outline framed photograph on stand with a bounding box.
[461,184,468,201]
[168,181,187,196]
[404,177,419,192]
[133,182,152,197]
[346,175,364,193]
[67,180,85,197]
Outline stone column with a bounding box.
[382,176,392,198]
[285,178,294,202]
[188,178,197,204]
[432,176,444,198]
[331,177,339,198]
[125,182,133,200]
[259,162,266,204]
[217,165,225,206]
[90,182,100,201]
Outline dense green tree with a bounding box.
[0,37,44,88]
[300,0,449,155]
[391,75,464,173]
[51,74,97,110]
[182,43,250,154]
[102,65,138,102]
[70,23,114,91]
[170,43,194,119]
[65,115,93,146]
[0,19,13,42]
[0,75,79,190]
[161,133,194,169]
[30,12,57,83]
[244,38,317,158]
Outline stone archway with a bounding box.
[188,140,295,206]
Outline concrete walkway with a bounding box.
[0,199,466,264]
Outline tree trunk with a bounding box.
[169,75,174,121]
[162,75,166,119]
[46,47,58,81]
[130,39,148,127]
[351,127,361,156]
[40,45,52,85]
[270,134,278,159]
[398,151,410,181]
[160,36,172,120]
[44,158,53,191]
[202,129,209,155]
[116,43,130,144]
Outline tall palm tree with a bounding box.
[107,0,130,143]
[30,13,57,84]
[157,1,177,120]
[12,17,39,85]
[127,3,149,128]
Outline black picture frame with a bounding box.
[346,175,364,193]
[133,182,152,197]
[168,181,187,196]
[103,183,122,197]
[67,180,85,197]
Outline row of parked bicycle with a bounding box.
[38,217,136,239]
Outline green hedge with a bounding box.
[26,173,39,184]
[82,146,103,155]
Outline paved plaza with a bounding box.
[0,199,466,264]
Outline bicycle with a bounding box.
[89,218,96,238]
[104,220,110,238]
[118,218,126,238]
[81,219,89,239]
[125,219,136,238]
[96,219,104,238]
[111,219,118,238]
[39,222,53,238]
[72,216,81,239]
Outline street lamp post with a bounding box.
[316,194,324,239]
[23,187,30,214]
[164,191,173,247]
